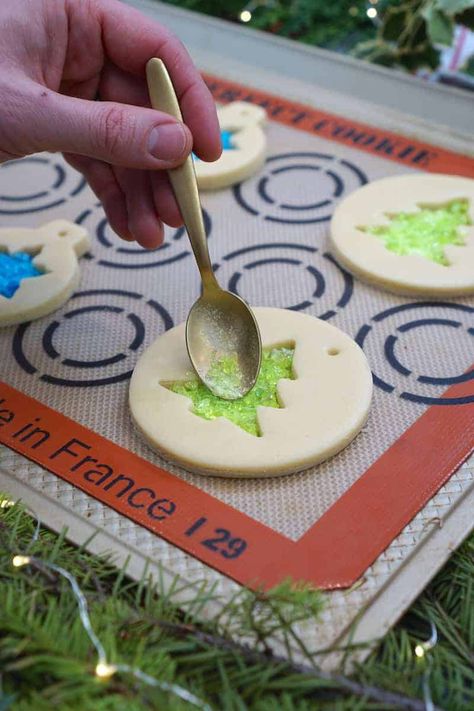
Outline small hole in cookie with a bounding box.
[327,347,340,356]
[58,230,68,237]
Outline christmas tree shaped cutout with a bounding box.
[359,198,471,265]
[162,346,295,437]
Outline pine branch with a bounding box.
[2,498,471,710]
[146,618,443,711]
[3,539,435,710]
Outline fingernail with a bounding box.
[148,123,188,161]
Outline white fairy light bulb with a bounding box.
[12,554,31,567]
[414,644,425,658]
[414,622,437,660]
[95,662,117,679]
[367,7,377,19]
[240,10,252,22]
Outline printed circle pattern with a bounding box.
[213,242,353,319]
[76,202,212,269]
[355,302,474,404]
[13,289,173,387]
[233,151,368,224]
[0,156,85,214]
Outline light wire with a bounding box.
[9,504,212,711]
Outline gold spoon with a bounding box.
[146,58,261,400]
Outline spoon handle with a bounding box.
[146,58,217,289]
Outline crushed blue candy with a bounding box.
[220,130,236,150]
[0,251,43,298]
[193,130,236,161]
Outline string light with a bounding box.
[240,9,252,22]
[414,621,438,659]
[414,622,438,711]
[367,7,377,19]
[5,502,438,711]
[8,507,212,711]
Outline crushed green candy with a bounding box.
[205,353,244,400]
[164,346,295,436]
[359,198,471,265]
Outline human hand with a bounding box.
[0,0,221,247]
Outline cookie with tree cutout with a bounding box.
[329,174,474,296]
[129,308,372,478]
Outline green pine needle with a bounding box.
[0,496,472,710]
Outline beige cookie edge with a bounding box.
[196,149,266,191]
[328,234,474,297]
[0,265,82,327]
[130,403,371,479]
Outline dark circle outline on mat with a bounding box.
[76,204,212,269]
[0,156,85,214]
[12,288,173,387]
[355,301,474,405]
[232,151,368,225]
[214,241,353,318]
[41,306,145,369]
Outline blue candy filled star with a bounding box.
[0,251,43,298]
[220,130,236,150]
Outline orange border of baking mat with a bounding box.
[203,74,474,178]
[1,376,473,590]
[1,79,473,589]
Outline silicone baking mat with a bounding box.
[1,74,473,663]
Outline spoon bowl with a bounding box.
[186,288,261,399]
[146,58,262,399]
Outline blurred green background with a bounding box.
[161,0,474,78]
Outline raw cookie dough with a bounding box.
[0,220,90,327]
[129,308,373,478]
[329,174,474,297]
[194,102,266,190]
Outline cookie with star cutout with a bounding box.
[194,102,267,190]
[0,220,90,327]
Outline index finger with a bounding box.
[95,0,221,160]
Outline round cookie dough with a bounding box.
[194,102,266,190]
[129,308,373,478]
[329,174,474,297]
[0,220,90,327]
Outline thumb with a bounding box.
[18,88,192,169]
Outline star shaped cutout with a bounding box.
[0,251,43,298]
